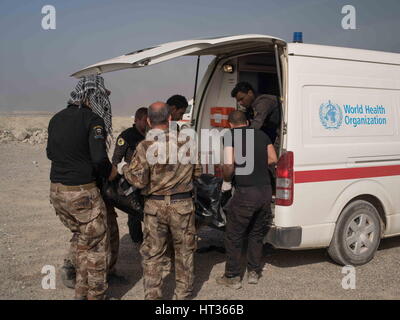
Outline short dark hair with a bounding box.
[166,95,188,110]
[148,103,170,125]
[228,110,247,125]
[231,82,254,98]
[135,107,148,120]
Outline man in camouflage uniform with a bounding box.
[56,88,123,291]
[47,75,117,300]
[161,95,188,280]
[62,203,120,287]
[119,101,201,300]
[50,186,110,299]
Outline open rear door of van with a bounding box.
[71,34,286,78]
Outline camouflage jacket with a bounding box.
[123,129,202,195]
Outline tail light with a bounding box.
[275,151,294,206]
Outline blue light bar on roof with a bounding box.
[293,32,303,43]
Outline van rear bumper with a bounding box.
[264,226,302,248]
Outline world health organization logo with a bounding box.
[319,100,343,129]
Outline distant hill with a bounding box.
[0,112,133,134]
[0,111,56,117]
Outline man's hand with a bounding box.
[267,144,278,165]
[117,160,128,175]
[221,181,232,208]
[223,146,235,182]
[221,181,232,191]
[108,165,118,181]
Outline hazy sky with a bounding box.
[1,0,400,115]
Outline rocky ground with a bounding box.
[0,128,48,145]
[1,114,400,300]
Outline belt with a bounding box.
[51,182,96,192]
[147,192,192,201]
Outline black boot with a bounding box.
[61,259,76,289]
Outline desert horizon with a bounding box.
[0,112,135,146]
[0,109,137,117]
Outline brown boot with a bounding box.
[247,271,260,284]
[216,274,242,289]
[61,260,76,289]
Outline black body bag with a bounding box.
[100,175,144,219]
[194,174,232,229]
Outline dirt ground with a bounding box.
[1,142,400,300]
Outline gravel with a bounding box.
[0,143,399,300]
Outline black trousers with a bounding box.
[224,185,272,277]
[128,214,143,243]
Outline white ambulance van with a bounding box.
[72,34,400,266]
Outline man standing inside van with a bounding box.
[167,94,189,122]
[217,110,277,288]
[231,82,280,143]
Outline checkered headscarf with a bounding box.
[68,75,113,148]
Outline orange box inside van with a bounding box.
[210,107,235,127]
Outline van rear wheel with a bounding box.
[328,200,381,266]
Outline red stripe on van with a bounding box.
[294,165,400,183]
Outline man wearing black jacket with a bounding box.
[47,75,117,300]
[231,82,280,143]
[112,107,148,243]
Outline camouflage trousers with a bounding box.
[50,183,109,300]
[66,204,119,274]
[140,197,196,300]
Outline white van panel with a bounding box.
[385,215,400,236]
[299,224,336,248]
[72,34,285,78]
[196,59,238,130]
[275,176,398,248]
[274,52,400,248]
[288,56,400,168]
[194,58,238,170]
[288,43,400,66]
[304,86,397,139]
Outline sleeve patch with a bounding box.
[117,137,125,146]
[93,125,104,139]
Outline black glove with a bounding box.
[220,189,232,208]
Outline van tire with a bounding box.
[328,200,381,266]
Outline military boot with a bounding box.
[247,271,260,284]
[107,272,129,285]
[216,274,242,289]
[61,259,76,289]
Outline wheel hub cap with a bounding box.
[345,214,376,255]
